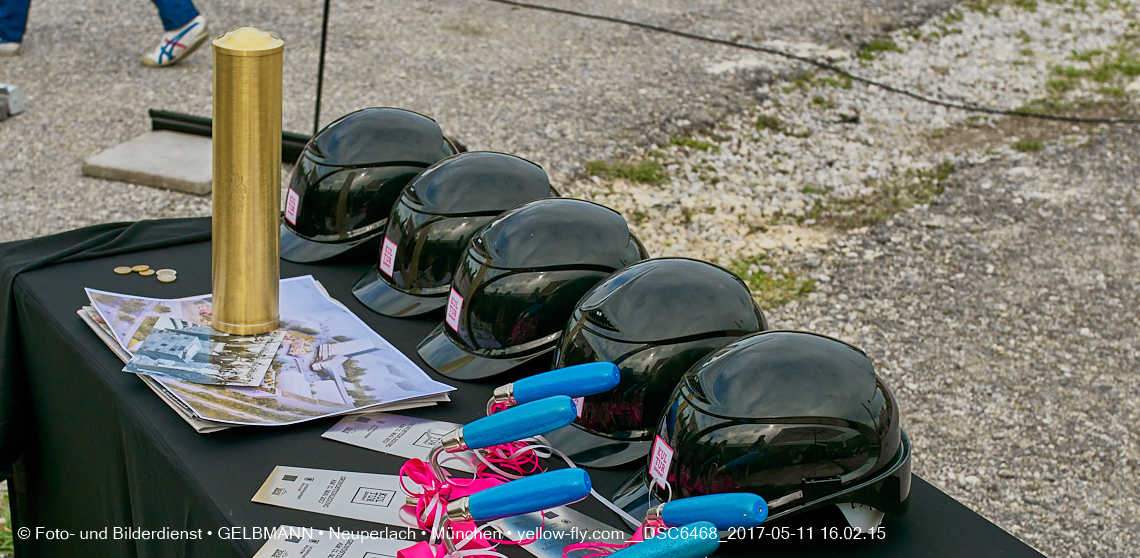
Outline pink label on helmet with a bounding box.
[573,397,584,418]
[379,238,397,277]
[445,288,464,332]
[285,189,300,226]
[649,436,674,488]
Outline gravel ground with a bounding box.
[2,1,1139,557]
[564,2,1140,556]
[0,0,955,242]
[771,128,1140,557]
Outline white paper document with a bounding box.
[252,466,421,529]
[253,525,416,558]
[491,505,629,558]
[323,413,477,473]
[85,276,454,426]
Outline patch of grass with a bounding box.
[965,0,1037,13]
[586,159,666,184]
[1012,0,1038,12]
[1012,138,1044,152]
[1070,48,1104,62]
[728,254,817,307]
[821,75,854,89]
[1,489,11,555]
[944,10,965,23]
[753,114,811,138]
[858,38,903,61]
[1012,97,1070,115]
[1100,85,1127,97]
[1020,47,1035,56]
[1017,30,1034,43]
[670,135,719,152]
[1047,77,1080,92]
[782,71,817,93]
[803,161,954,229]
[1046,40,1140,95]
[811,95,836,109]
[931,129,947,139]
[755,114,784,131]
[801,185,827,195]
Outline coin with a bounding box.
[157,275,177,283]
[131,265,150,272]
[139,269,156,276]
[113,266,133,275]
[156,269,177,275]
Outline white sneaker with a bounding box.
[142,15,208,67]
[0,40,20,57]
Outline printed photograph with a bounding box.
[123,317,284,387]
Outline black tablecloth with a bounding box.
[1,219,1044,558]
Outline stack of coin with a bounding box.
[112,264,178,282]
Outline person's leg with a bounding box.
[0,0,33,43]
[150,0,199,32]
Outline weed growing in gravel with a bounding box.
[803,161,954,229]
[1047,39,1140,95]
[755,114,784,131]
[753,114,812,138]
[821,75,854,89]
[586,160,666,183]
[670,135,719,152]
[965,0,1038,14]
[1013,97,1072,114]
[858,39,903,61]
[811,95,836,110]
[1013,138,1045,151]
[728,254,817,307]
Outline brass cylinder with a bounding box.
[211,28,284,335]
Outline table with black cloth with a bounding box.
[0,218,1045,558]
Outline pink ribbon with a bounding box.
[399,459,508,529]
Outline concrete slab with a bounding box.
[82,131,212,195]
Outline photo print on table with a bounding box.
[123,317,284,386]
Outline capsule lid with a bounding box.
[213,27,284,57]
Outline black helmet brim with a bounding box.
[352,269,449,317]
[280,223,378,263]
[611,430,913,529]
[416,323,555,380]
[540,423,653,468]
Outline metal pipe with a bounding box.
[211,27,284,335]
[314,0,332,137]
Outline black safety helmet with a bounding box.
[542,258,768,468]
[351,152,558,317]
[613,331,911,528]
[416,199,648,380]
[280,108,458,263]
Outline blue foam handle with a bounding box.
[466,469,592,521]
[462,396,577,450]
[511,362,621,403]
[660,493,768,529]
[609,522,721,558]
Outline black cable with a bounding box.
[314,0,332,137]
[484,0,1140,125]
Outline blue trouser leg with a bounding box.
[151,0,200,31]
[0,0,32,43]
